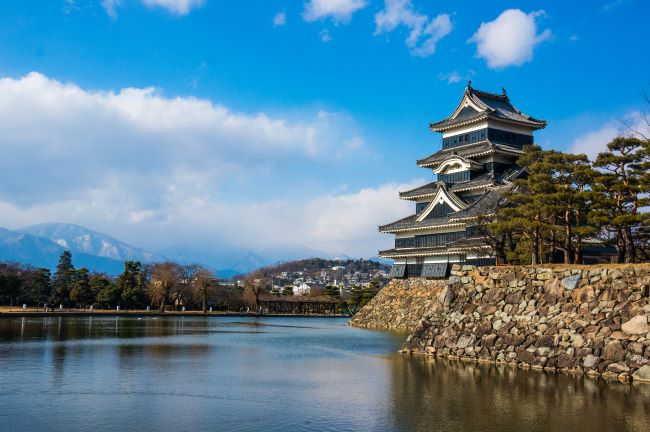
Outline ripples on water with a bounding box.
[0,316,648,432]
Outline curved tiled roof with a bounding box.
[417,141,524,168]
[379,184,511,233]
[430,85,546,132]
[399,181,440,200]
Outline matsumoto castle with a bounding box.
[380,82,546,278]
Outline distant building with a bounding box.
[379,83,546,278]
[293,282,311,296]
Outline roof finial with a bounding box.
[502,87,507,96]
[467,80,472,89]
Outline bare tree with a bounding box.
[148,262,182,311]
[190,265,214,313]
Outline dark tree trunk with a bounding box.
[623,225,636,263]
[616,228,626,263]
[532,228,540,265]
[564,210,573,264]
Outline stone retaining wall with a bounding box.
[351,264,650,383]
[348,278,447,331]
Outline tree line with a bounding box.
[243,270,382,315]
[0,251,241,311]
[484,133,649,265]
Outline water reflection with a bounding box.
[0,317,648,432]
[392,355,650,432]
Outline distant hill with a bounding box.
[0,222,379,278]
[0,227,125,274]
[18,223,165,263]
[247,257,390,277]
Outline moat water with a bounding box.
[0,316,648,432]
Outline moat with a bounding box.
[0,316,648,432]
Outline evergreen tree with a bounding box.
[93,274,120,309]
[349,286,363,310]
[0,263,23,306]
[69,268,93,308]
[52,251,74,306]
[490,145,554,264]
[591,137,649,263]
[282,285,294,296]
[25,268,52,306]
[118,261,145,309]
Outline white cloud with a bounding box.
[374,0,452,57]
[0,72,363,203]
[142,0,204,15]
[438,70,475,85]
[468,9,551,69]
[570,111,650,160]
[319,28,333,42]
[0,179,418,258]
[101,0,204,17]
[273,11,286,27]
[101,0,120,17]
[0,72,395,256]
[303,0,367,25]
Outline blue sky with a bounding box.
[0,0,648,257]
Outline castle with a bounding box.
[379,83,546,278]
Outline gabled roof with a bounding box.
[417,141,524,168]
[429,83,546,132]
[379,184,511,233]
[415,185,467,221]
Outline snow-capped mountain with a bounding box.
[1,222,367,277]
[18,223,166,263]
[0,226,125,274]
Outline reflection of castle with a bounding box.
[380,83,545,278]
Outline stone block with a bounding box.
[621,315,650,335]
[632,365,650,382]
[583,354,600,369]
[561,274,581,290]
[607,362,629,373]
[602,341,626,362]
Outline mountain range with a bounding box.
[0,223,363,277]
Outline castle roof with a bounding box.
[399,172,502,200]
[378,238,491,258]
[417,141,524,168]
[429,83,546,132]
[379,185,510,233]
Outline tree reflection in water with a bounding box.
[390,355,650,432]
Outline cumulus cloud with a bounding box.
[571,111,650,160]
[0,72,401,257]
[468,9,551,69]
[273,12,286,27]
[374,0,452,57]
[0,176,418,258]
[101,0,204,17]
[0,72,363,203]
[303,0,367,25]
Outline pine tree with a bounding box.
[282,285,294,296]
[52,251,74,306]
[69,268,93,308]
[591,137,648,263]
[118,261,145,309]
[93,275,120,309]
[26,268,52,306]
[349,286,363,310]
